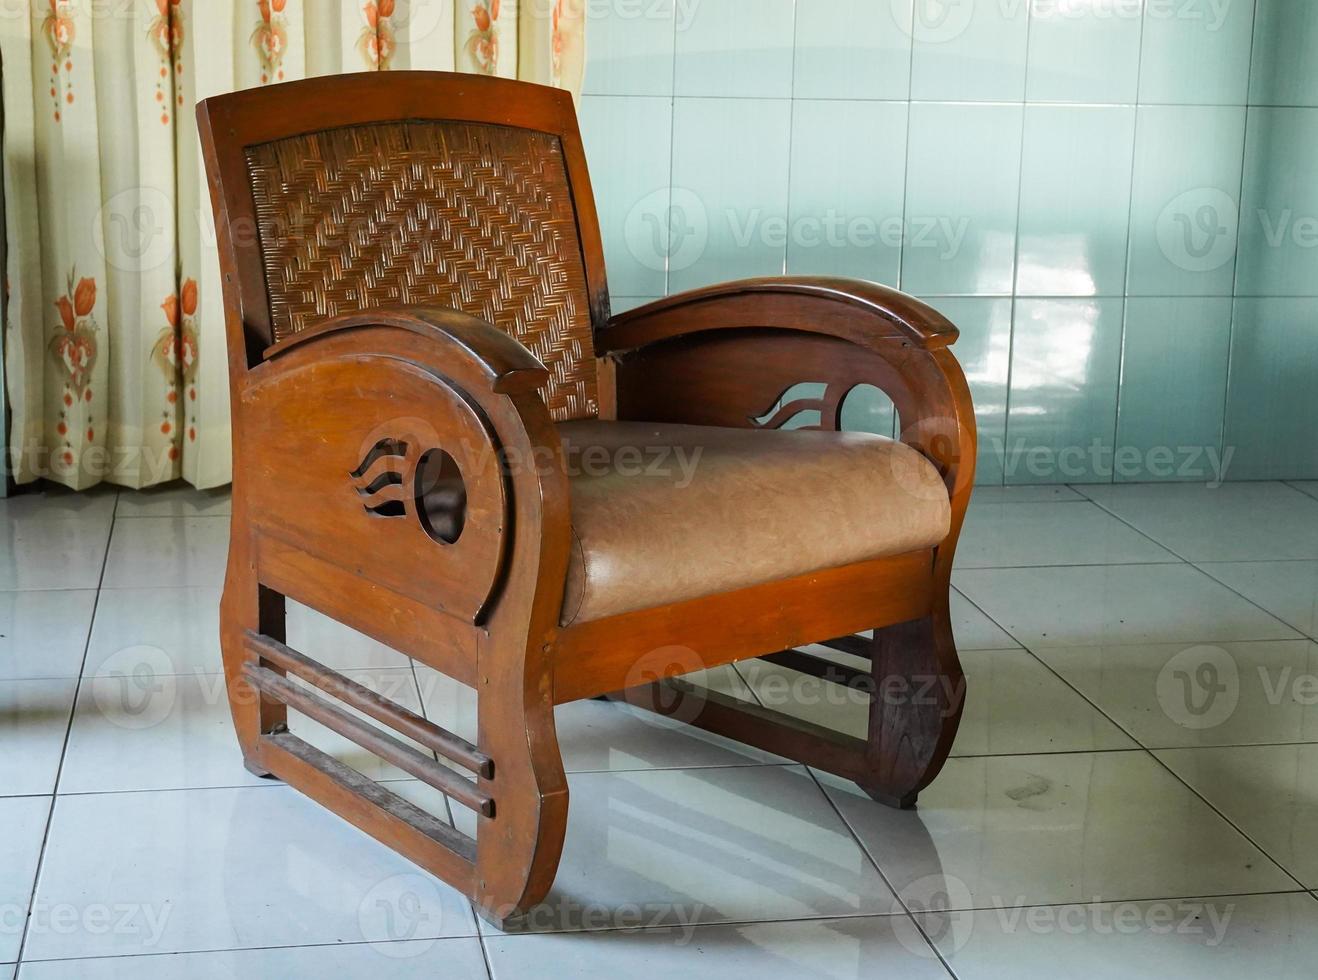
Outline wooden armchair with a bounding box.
[197,71,975,926]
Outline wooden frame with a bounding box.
[198,71,975,926]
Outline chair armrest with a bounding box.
[598,276,958,355]
[262,305,551,395]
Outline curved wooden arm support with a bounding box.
[601,276,959,353]
[603,277,976,809]
[261,306,552,396]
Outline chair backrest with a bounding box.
[197,72,608,421]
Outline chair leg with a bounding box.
[472,634,569,926]
[219,535,286,779]
[859,610,966,809]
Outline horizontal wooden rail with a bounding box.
[244,630,492,778]
[759,648,871,691]
[242,662,495,817]
[819,634,873,659]
[617,679,872,783]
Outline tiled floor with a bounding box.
[3,480,1318,977]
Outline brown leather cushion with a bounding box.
[558,420,951,625]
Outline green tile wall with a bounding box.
[579,0,1318,483]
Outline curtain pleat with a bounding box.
[2,0,584,490]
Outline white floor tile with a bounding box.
[484,915,951,979]
[956,501,1177,569]
[1036,640,1318,748]
[26,785,478,960]
[0,796,51,963]
[1157,744,1318,888]
[114,484,232,519]
[418,665,784,773]
[0,590,96,680]
[60,667,426,794]
[286,602,414,671]
[925,892,1318,980]
[955,564,1300,648]
[15,938,490,979]
[951,590,1019,651]
[1290,482,1318,501]
[0,679,77,796]
[461,765,897,934]
[819,751,1296,910]
[101,518,229,590]
[1078,482,1318,561]
[82,587,223,677]
[970,485,1086,503]
[0,521,111,591]
[0,485,117,525]
[1197,561,1318,639]
[736,649,1135,757]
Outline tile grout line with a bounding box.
[1066,485,1315,633]
[13,493,120,967]
[803,764,960,979]
[965,574,1314,891]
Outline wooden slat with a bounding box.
[554,550,933,704]
[819,634,873,659]
[243,663,495,816]
[759,649,871,692]
[244,630,492,778]
[619,680,871,783]
[258,731,477,887]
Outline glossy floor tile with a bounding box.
[954,564,1299,648]
[1078,483,1318,561]
[0,590,96,680]
[485,915,950,979]
[1036,640,1318,749]
[5,480,1318,974]
[15,939,491,979]
[113,483,231,518]
[100,517,229,589]
[0,796,51,963]
[820,751,1297,910]
[955,501,1176,569]
[27,785,478,961]
[0,679,77,796]
[0,519,112,591]
[468,765,898,934]
[1197,561,1318,638]
[926,892,1318,980]
[1157,744,1318,888]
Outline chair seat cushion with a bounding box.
[558,420,951,625]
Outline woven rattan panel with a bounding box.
[245,122,598,420]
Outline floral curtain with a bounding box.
[1,0,585,490]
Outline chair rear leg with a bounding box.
[859,609,966,808]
